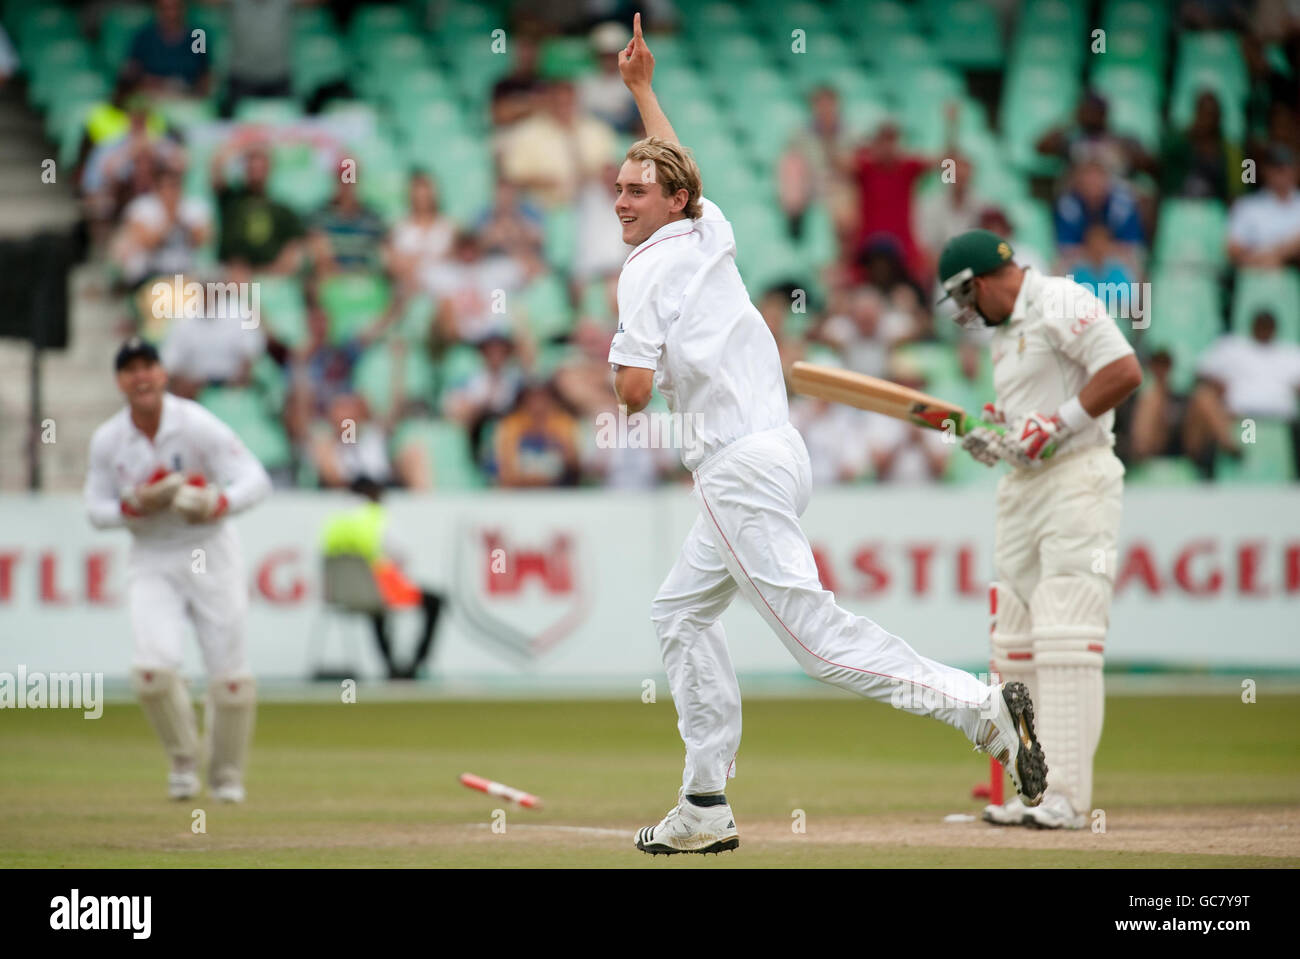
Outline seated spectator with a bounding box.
[1196,311,1300,422]
[490,32,544,130]
[211,132,304,274]
[474,179,545,267]
[83,98,183,236]
[285,287,399,443]
[426,231,533,343]
[550,322,614,416]
[816,286,915,379]
[310,392,394,489]
[1227,144,1300,268]
[1129,350,1190,462]
[441,333,525,462]
[111,164,211,287]
[1160,90,1241,202]
[124,0,211,98]
[863,359,951,482]
[1054,158,1145,273]
[309,162,389,277]
[160,280,267,398]
[1064,223,1137,295]
[494,382,581,487]
[579,22,638,133]
[1037,90,1152,179]
[789,395,870,485]
[779,85,856,241]
[756,284,807,379]
[222,0,295,117]
[498,80,616,210]
[387,171,456,294]
[572,161,628,288]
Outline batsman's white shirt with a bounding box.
[613,199,995,794]
[990,267,1135,456]
[84,393,271,675]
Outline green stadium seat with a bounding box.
[1214,419,1296,483]
[1169,65,1246,144]
[292,5,337,39]
[578,278,616,326]
[292,33,349,98]
[1230,269,1300,341]
[320,274,392,344]
[1153,199,1228,270]
[1104,24,1166,77]
[266,143,334,215]
[197,386,291,471]
[932,0,1004,68]
[836,0,917,47]
[234,97,303,125]
[436,344,486,397]
[251,274,308,349]
[1143,268,1225,393]
[542,207,577,275]
[1090,62,1163,111]
[1124,457,1203,486]
[1103,0,1170,35]
[394,294,437,343]
[518,272,574,344]
[13,5,79,55]
[98,5,153,74]
[391,418,484,489]
[352,339,436,418]
[1176,32,1247,96]
[686,2,747,37]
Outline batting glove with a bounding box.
[1006,411,1069,466]
[961,425,1004,467]
[171,476,229,523]
[121,468,184,516]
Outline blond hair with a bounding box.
[624,136,704,219]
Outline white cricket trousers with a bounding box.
[128,523,251,677]
[651,424,994,794]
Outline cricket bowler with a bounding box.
[84,337,271,802]
[610,16,1047,856]
[938,230,1143,829]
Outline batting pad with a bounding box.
[990,583,1036,709]
[1030,575,1108,815]
[130,667,199,768]
[205,675,256,789]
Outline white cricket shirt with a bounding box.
[989,267,1136,457]
[84,392,272,550]
[608,198,788,471]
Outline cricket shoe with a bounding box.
[635,790,739,856]
[211,782,246,803]
[168,770,200,801]
[1023,792,1086,830]
[974,682,1048,808]
[981,796,1030,826]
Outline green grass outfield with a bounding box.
[2,692,1298,867]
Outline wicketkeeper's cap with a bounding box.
[937,229,1015,301]
[114,336,160,371]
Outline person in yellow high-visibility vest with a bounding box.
[320,478,444,679]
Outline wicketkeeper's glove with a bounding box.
[121,468,184,516]
[170,476,229,523]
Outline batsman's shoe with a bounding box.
[168,770,200,801]
[982,796,1030,826]
[1023,792,1086,830]
[635,791,739,856]
[211,782,246,803]
[975,682,1048,808]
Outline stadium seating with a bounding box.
[1215,420,1297,483]
[1230,270,1300,341]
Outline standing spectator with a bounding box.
[220,0,300,116]
[498,80,616,210]
[387,171,456,293]
[210,133,304,274]
[1227,144,1300,267]
[112,165,211,287]
[1054,158,1145,273]
[1160,90,1241,202]
[779,85,856,241]
[579,22,638,133]
[851,120,930,283]
[494,382,581,487]
[308,162,388,277]
[124,0,211,97]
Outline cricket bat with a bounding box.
[790,361,982,436]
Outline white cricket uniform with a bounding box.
[611,199,995,794]
[84,393,271,676]
[985,267,1136,815]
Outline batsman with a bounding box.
[938,230,1143,829]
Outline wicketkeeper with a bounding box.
[938,230,1143,828]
